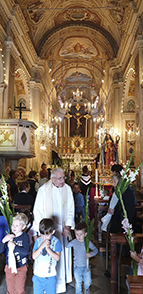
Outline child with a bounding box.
[64,222,98,294]
[0,212,30,294]
[130,248,143,275]
[32,218,62,294]
[73,182,85,223]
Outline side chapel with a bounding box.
[0,0,143,187]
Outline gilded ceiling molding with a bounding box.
[36,20,118,58]
[121,67,135,114]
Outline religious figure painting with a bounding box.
[65,71,92,83]
[15,80,25,95]
[59,37,98,59]
[128,80,135,96]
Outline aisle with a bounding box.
[0,252,128,294]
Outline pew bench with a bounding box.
[126,275,143,294]
[110,233,143,294]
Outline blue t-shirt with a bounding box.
[74,192,84,213]
[33,235,62,277]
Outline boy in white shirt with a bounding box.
[32,218,62,294]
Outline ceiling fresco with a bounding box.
[59,37,99,59]
[15,0,131,112]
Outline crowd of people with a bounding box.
[0,161,143,293]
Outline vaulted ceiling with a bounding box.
[16,0,130,108]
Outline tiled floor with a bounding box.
[0,251,129,294]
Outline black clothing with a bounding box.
[27,179,37,200]
[13,192,34,211]
[110,186,136,233]
[80,174,91,196]
[7,177,18,199]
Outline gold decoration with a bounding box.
[75,103,80,111]
[72,115,82,129]
[84,113,91,120]
[65,113,72,120]
[71,135,84,152]
[0,130,15,146]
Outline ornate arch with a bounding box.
[121,68,135,114]
[36,20,118,58]
[14,68,31,110]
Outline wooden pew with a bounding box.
[110,233,143,294]
[126,275,143,293]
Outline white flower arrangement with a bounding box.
[0,175,14,234]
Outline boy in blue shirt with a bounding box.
[73,182,85,223]
[65,222,98,294]
[0,212,30,294]
[32,218,62,294]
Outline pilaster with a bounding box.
[4,38,20,118]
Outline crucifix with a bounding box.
[15,102,26,119]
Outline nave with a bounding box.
[0,235,129,294]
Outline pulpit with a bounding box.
[0,119,37,168]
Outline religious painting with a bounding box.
[64,68,92,83]
[59,37,98,59]
[14,70,31,111]
[15,80,25,95]
[128,80,135,96]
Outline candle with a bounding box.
[95,169,98,182]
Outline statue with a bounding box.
[103,134,115,167]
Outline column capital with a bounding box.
[29,80,43,91]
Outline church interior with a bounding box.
[1,1,143,293]
[1,0,143,186]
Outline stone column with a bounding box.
[137,38,143,185]
[0,83,5,118]
[4,39,20,118]
[29,81,41,169]
[112,68,123,162]
[10,159,19,170]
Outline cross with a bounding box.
[15,102,26,119]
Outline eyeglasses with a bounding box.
[54,176,65,181]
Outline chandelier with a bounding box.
[35,121,55,150]
[73,88,83,102]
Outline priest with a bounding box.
[33,167,75,293]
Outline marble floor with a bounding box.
[0,250,129,294]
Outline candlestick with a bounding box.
[95,169,98,183]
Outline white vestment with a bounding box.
[33,180,75,293]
